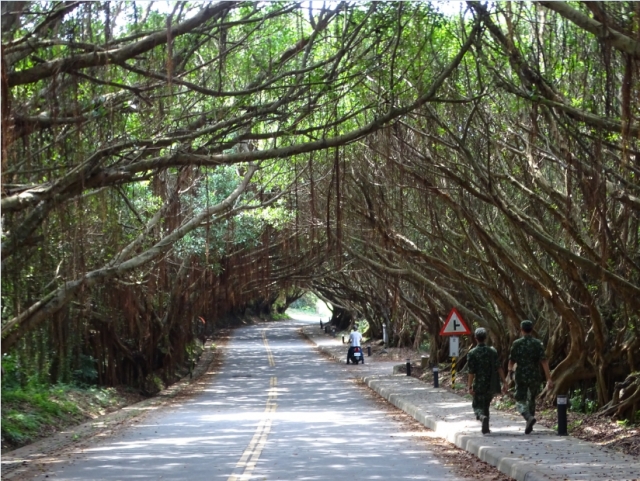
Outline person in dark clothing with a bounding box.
[508,320,554,434]
[467,328,507,434]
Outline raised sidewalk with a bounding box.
[302,325,640,481]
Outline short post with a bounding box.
[406,358,411,376]
[320,320,323,329]
[342,335,345,344]
[421,355,428,370]
[367,346,371,357]
[451,356,457,387]
[557,395,568,436]
[433,367,439,388]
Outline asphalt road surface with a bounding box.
[33,316,466,481]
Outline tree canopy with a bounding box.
[2,2,639,418]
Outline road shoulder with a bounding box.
[1,339,223,481]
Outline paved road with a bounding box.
[31,317,466,481]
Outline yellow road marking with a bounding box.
[227,377,278,481]
[262,330,275,367]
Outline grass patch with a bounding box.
[1,384,141,451]
[568,419,584,431]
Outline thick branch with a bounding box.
[537,1,640,57]
[6,2,235,87]
[1,164,258,352]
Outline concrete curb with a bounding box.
[363,375,555,481]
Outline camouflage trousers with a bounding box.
[514,381,541,417]
[472,391,493,419]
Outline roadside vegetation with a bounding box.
[1,377,143,452]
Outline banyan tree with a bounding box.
[2,2,639,419]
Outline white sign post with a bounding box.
[449,336,459,357]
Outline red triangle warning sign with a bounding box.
[439,308,471,336]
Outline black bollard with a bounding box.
[367,346,371,357]
[433,367,439,388]
[557,395,568,435]
[342,335,345,344]
[320,320,323,329]
[406,359,411,376]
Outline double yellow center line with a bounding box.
[262,330,275,367]
[226,332,277,481]
[227,377,278,481]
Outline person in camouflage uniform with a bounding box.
[467,328,507,434]
[508,320,554,434]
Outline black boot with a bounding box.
[523,413,536,434]
[480,415,490,434]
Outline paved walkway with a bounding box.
[301,321,640,481]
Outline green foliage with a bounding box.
[186,342,204,362]
[289,292,319,312]
[1,353,22,389]
[568,419,584,431]
[270,312,288,321]
[173,164,295,263]
[143,374,165,395]
[1,383,123,447]
[355,319,370,335]
[569,389,598,414]
[72,355,98,386]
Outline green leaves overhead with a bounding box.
[4,2,638,417]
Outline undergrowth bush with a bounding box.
[2,384,82,446]
[569,388,598,414]
[1,381,127,450]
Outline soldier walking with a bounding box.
[508,320,554,434]
[467,328,507,434]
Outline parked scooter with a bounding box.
[347,346,364,364]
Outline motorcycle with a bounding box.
[347,346,364,365]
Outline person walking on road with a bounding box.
[347,327,363,364]
[467,328,507,434]
[508,320,554,434]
